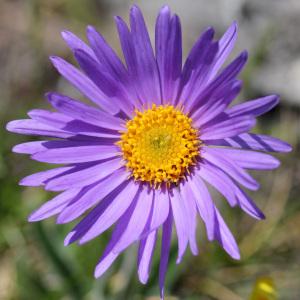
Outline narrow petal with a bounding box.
[47,92,124,131]
[202,147,260,190]
[226,95,279,118]
[155,6,182,103]
[207,21,238,81]
[57,168,128,223]
[192,80,242,127]
[138,230,157,284]
[31,144,119,164]
[201,116,256,140]
[183,175,215,241]
[113,186,153,253]
[79,180,140,244]
[129,5,161,105]
[213,206,240,259]
[50,56,119,114]
[86,26,130,87]
[19,166,73,187]
[28,188,81,222]
[206,148,280,170]
[170,188,189,263]
[207,133,292,153]
[61,30,96,59]
[45,158,122,191]
[74,49,133,116]
[13,141,49,154]
[149,189,170,232]
[159,210,173,299]
[28,109,120,139]
[180,185,199,255]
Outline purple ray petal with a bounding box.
[138,229,157,284]
[188,51,248,112]
[74,49,133,116]
[113,186,153,253]
[28,109,120,139]
[180,183,199,255]
[50,56,119,114]
[170,188,188,263]
[47,92,124,131]
[207,133,292,153]
[202,147,259,190]
[6,119,74,138]
[159,210,173,299]
[28,188,81,222]
[213,206,240,259]
[206,148,280,170]
[61,30,96,60]
[192,80,242,127]
[45,158,122,191]
[183,175,215,241]
[201,116,256,140]
[129,5,161,106]
[86,26,131,87]
[207,21,238,82]
[31,144,119,164]
[79,180,140,244]
[57,168,128,223]
[226,95,279,118]
[155,6,182,103]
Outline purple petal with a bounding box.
[28,188,81,222]
[202,147,259,190]
[61,30,96,60]
[79,180,140,244]
[192,80,242,127]
[183,175,215,241]
[197,161,237,206]
[31,144,119,164]
[207,21,238,82]
[6,119,73,138]
[200,116,256,140]
[13,141,50,154]
[213,206,240,259]
[47,92,124,131]
[57,168,128,223]
[170,188,188,263]
[148,189,170,232]
[219,148,280,170]
[28,109,120,139]
[113,186,153,253]
[86,26,131,88]
[45,158,122,191]
[226,95,279,118]
[159,210,173,299]
[180,183,199,255]
[188,51,248,112]
[155,6,182,103]
[50,56,119,114]
[74,49,133,116]
[19,166,73,187]
[138,230,157,284]
[129,5,161,106]
[207,133,292,153]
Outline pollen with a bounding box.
[118,104,200,186]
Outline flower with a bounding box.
[7,5,291,298]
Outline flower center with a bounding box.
[118,105,200,186]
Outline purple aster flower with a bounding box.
[7,5,291,299]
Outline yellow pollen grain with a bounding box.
[117,104,200,186]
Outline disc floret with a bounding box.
[118,104,200,186]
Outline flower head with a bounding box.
[7,5,291,298]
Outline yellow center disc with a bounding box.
[118,104,200,186]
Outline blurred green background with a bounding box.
[0,0,299,299]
